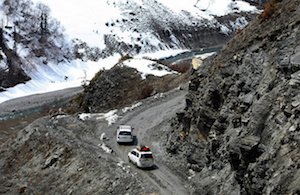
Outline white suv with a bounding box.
[116,125,134,144]
[128,146,154,168]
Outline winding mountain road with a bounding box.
[101,87,189,194]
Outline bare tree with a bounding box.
[35,3,50,36]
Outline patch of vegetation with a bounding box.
[117,54,133,64]
[260,0,278,20]
[171,63,191,73]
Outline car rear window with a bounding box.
[141,154,153,158]
[119,131,131,135]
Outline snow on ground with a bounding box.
[0,55,119,103]
[0,0,258,104]
[194,52,216,59]
[30,0,258,48]
[0,50,7,70]
[0,49,185,104]
[121,58,176,79]
[99,143,113,153]
[0,50,184,104]
[122,102,143,113]
[137,49,188,60]
[79,109,119,126]
[168,0,259,17]
[31,0,121,48]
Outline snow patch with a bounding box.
[194,52,216,59]
[78,110,119,126]
[154,93,165,99]
[0,50,8,70]
[230,17,248,31]
[100,133,107,141]
[137,49,188,59]
[99,143,113,153]
[122,58,175,79]
[220,25,230,35]
[122,102,143,113]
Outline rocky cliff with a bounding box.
[166,0,300,194]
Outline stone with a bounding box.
[291,46,300,65]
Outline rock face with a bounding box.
[166,0,300,194]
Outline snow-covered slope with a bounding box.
[0,0,259,103]
[31,0,259,52]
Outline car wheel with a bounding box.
[128,156,131,163]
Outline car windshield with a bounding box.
[141,154,153,158]
[119,131,131,136]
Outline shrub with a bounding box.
[171,63,191,73]
[260,0,277,20]
[117,54,132,64]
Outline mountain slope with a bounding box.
[102,0,259,55]
[0,0,73,90]
[0,0,259,99]
[166,0,300,194]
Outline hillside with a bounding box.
[0,0,259,97]
[2,0,299,194]
[166,0,300,194]
[0,0,73,90]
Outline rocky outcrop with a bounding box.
[77,63,189,113]
[0,28,30,90]
[166,0,300,194]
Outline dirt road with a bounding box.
[101,86,190,194]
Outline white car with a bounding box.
[116,125,134,144]
[128,146,154,168]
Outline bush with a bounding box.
[260,0,277,20]
[117,54,132,64]
[171,63,191,73]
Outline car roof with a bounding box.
[118,129,132,133]
[132,148,152,154]
[119,125,132,130]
